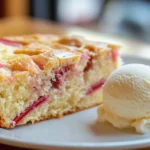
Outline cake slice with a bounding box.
[0,34,121,128]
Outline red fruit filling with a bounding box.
[51,72,63,89]
[86,78,106,95]
[0,64,6,68]
[108,50,118,62]
[51,65,72,89]
[112,50,118,61]
[0,38,22,47]
[13,96,48,126]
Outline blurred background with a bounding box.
[0,0,150,58]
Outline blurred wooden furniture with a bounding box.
[0,17,67,36]
[4,0,29,17]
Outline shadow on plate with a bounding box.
[88,121,136,136]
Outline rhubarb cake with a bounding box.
[0,34,120,128]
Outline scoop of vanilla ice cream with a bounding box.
[97,64,150,133]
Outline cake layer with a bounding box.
[0,34,121,128]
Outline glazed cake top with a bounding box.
[0,34,120,79]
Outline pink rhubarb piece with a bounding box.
[0,38,22,47]
[86,78,106,95]
[0,64,6,68]
[13,96,48,126]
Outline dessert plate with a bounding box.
[0,55,149,150]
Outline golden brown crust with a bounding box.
[0,34,120,82]
[4,34,59,45]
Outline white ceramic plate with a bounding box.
[0,56,150,150]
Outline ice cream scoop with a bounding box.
[97,64,150,133]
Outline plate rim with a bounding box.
[0,134,150,150]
